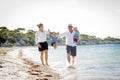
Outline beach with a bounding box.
[0,44,120,80]
[0,47,60,80]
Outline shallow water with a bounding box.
[21,44,120,80]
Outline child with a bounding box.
[73,27,80,42]
[48,29,58,49]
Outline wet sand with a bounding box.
[0,47,60,80]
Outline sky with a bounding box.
[0,0,120,38]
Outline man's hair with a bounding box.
[68,24,73,28]
[37,23,43,28]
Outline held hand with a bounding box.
[57,32,59,35]
[74,36,79,40]
[37,43,41,48]
[48,29,51,32]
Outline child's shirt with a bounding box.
[50,33,58,43]
[74,29,80,37]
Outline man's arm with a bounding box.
[59,32,67,38]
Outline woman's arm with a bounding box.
[35,32,41,48]
[48,29,52,38]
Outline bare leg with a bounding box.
[55,44,57,49]
[45,50,49,66]
[53,44,57,49]
[67,53,71,64]
[40,51,44,65]
[72,56,74,65]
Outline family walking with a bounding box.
[35,23,80,67]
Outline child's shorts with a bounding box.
[51,42,56,46]
[73,36,79,42]
[74,38,78,42]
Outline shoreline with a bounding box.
[0,47,60,80]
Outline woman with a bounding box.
[35,23,49,66]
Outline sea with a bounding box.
[10,44,120,80]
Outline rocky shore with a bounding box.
[0,47,60,80]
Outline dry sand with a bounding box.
[0,47,60,80]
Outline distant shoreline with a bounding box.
[0,43,120,48]
[0,27,120,47]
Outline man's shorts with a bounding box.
[66,45,76,56]
[38,41,48,51]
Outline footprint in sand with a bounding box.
[67,65,76,69]
[0,65,3,68]
[44,74,53,77]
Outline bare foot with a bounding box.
[46,63,49,66]
[42,63,45,66]
[54,47,56,49]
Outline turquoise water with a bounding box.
[22,44,120,80]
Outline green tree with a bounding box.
[104,36,120,41]
[0,26,8,46]
[23,30,35,45]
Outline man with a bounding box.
[35,23,49,66]
[59,24,78,66]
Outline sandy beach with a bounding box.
[0,47,60,80]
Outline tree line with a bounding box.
[0,27,35,46]
[0,26,120,47]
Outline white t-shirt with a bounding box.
[59,31,76,46]
[35,30,47,44]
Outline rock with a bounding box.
[0,65,3,68]
[27,61,34,65]
[19,39,26,46]
[32,65,40,68]
[0,62,3,64]
[30,72,39,75]
[37,78,48,80]
[33,70,42,72]
[43,78,48,80]
[3,40,9,46]
[44,74,53,77]
[14,42,21,46]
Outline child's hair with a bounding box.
[74,27,78,31]
[37,23,43,28]
[52,32,56,34]
[52,32,57,36]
